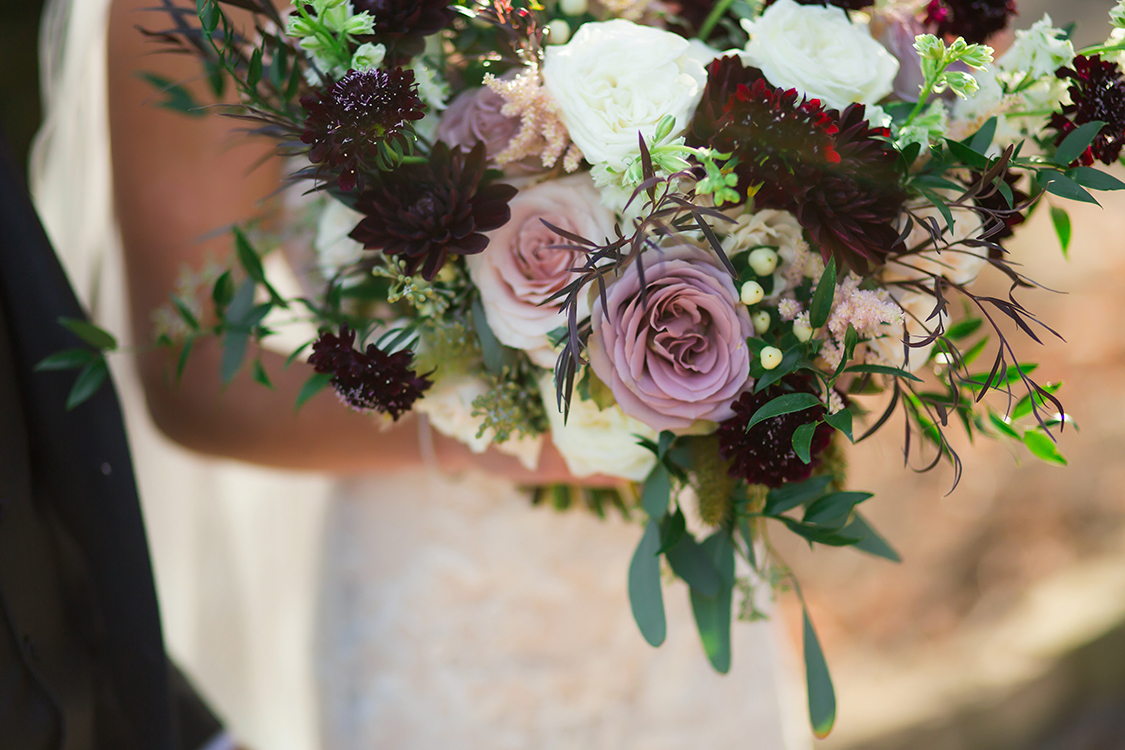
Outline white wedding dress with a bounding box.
[32,1,808,748]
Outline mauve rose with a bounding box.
[588,244,754,433]
[436,86,521,164]
[466,173,615,367]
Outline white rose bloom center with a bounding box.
[740,0,898,111]
[543,19,710,171]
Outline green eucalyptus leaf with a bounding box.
[657,505,687,555]
[988,411,1021,439]
[252,359,273,389]
[220,331,249,385]
[1011,382,1062,420]
[1054,120,1105,167]
[689,531,735,674]
[66,359,108,410]
[1049,206,1072,256]
[35,348,98,371]
[804,609,837,739]
[746,393,822,431]
[823,408,853,442]
[1066,166,1125,191]
[844,364,923,382]
[59,317,117,351]
[969,116,997,155]
[843,512,901,562]
[247,47,263,88]
[804,491,872,529]
[471,296,518,375]
[946,317,983,340]
[809,257,837,330]
[1023,429,1067,465]
[763,475,833,517]
[1038,171,1100,206]
[945,138,990,170]
[792,422,817,464]
[212,270,235,308]
[666,532,721,597]
[641,464,672,521]
[628,521,667,647]
[295,371,333,410]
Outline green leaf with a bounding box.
[1011,381,1063,420]
[66,359,108,410]
[295,371,333,410]
[843,512,901,562]
[738,513,758,571]
[804,491,872,528]
[220,331,249,385]
[657,505,687,555]
[1049,206,1072,257]
[988,411,1021,439]
[252,359,273,389]
[172,296,200,330]
[746,393,823,431]
[176,336,194,382]
[1023,429,1067,466]
[809,257,837,330]
[1038,171,1100,206]
[247,47,263,88]
[777,516,863,546]
[1054,120,1105,166]
[689,531,735,674]
[232,227,285,306]
[804,608,837,738]
[753,347,800,392]
[969,116,997,155]
[59,317,117,351]
[137,72,205,117]
[628,521,667,648]
[666,532,721,597]
[945,138,990,170]
[641,463,671,521]
[212,270,235,308]
[471,296,518,375]
[823,408,853,443]
[763,475,833,517]
[1066,166,1125,191]
[946,317,983,340]
[35,347,98,371]
[844,364,923,382]
[792,422,817,464]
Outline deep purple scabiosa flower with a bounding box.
[716,374,836,488]
[350,141,518,281]
[352,0,456,61]
[308,325,431,419]
[764,0,873,9]
[796,104,907,274]
[300,67,425,192]
[1048,55,1125,167]
[924,0,1016,44]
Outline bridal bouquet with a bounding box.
[51,0,1125,735]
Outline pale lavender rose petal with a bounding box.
[589,244,754,432]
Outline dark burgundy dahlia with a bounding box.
[350,141,518,280]
[924,0,1016,44]
[308,325,432,419]
[301,67,425,191]
[352,0,456,60]
[717,374,836,488]
[1048,55,1125,167]
[796,105,907,274]
[764,0,873,9]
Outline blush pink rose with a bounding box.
[588,244,754,432]
[466,173,616,367]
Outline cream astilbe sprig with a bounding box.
[484,67,583,172]
[818,274,904,372]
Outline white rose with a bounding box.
[467,174,615,367]
[539,374,658,482]
[863,290,948,373]
[883,205,987,286]
[740,0,898,110]
[314,200,365,278]
[416,377,543,470]
[542,19,710,171]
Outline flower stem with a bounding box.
[697,0,738,42]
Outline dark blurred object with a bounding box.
[0,0,48,185]
[0,125,225,749]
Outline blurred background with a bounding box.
[3,1,1124,748]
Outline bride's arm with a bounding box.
[106,0,602,482]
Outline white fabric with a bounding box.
[30,2,808,748]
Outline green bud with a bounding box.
[944,70,980,98]
[653,114,677,145]
[958,43,994,70]
[351,42,385,71]
[913,34,944,61]
[342,11,375,35]
[1112,1,1125,29]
